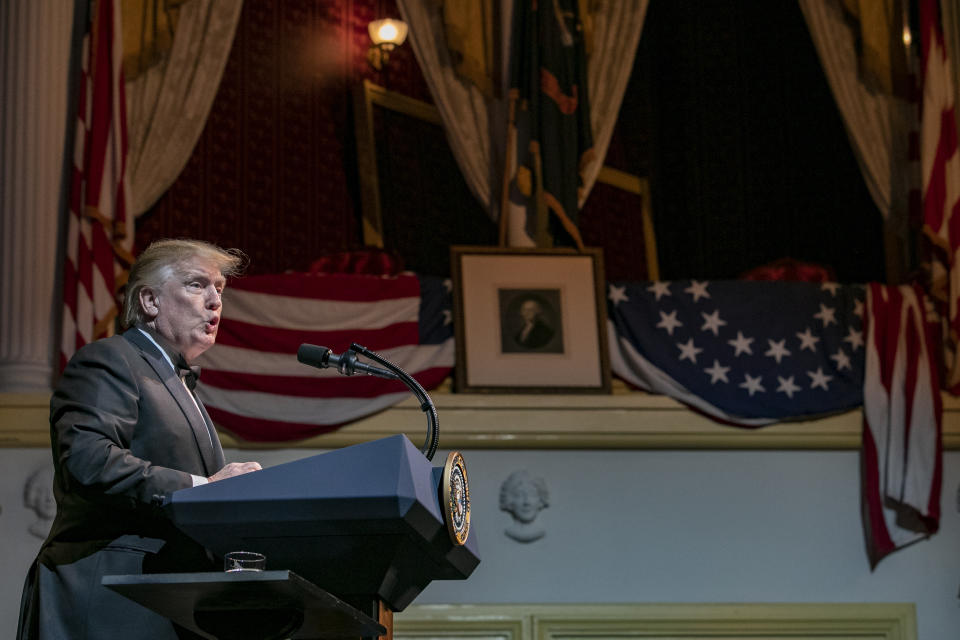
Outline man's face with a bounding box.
[520,300,540,322]
[147,257,225,360]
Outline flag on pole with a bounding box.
[919,0,960,390]
[861,283,942,567]
[501,0,594,249]
[61,0,134,369]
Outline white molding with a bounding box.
[4,389,960,450]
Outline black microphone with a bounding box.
[297,344,398,380]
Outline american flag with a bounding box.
[195,272,454,442]
[919,0,960,391]
[607,280,866,425]
[61,0,134,369]
[862,283,942,567]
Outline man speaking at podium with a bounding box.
[18,239,262,640]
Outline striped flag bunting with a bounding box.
[195,272,454,442]
[61,0,134,369]
[919,0,960,390]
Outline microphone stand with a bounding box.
[349,342,439,462]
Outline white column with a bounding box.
[0,1,75,392]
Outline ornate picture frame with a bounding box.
[451,246,611,394]
[352,79,445,249]
[352,79,496,276]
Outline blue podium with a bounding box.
[163,434,480,611]
[107,434,479,639]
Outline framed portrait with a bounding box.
[451,246,611,394]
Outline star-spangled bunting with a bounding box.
[607,280,864,424]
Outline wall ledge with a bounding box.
[4,389,960,450]
[395,603,917,640]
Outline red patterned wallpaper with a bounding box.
[135,0,647,280]
[136,0,431,275]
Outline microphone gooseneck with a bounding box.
[350,342,439,461]
[296,343,439,460]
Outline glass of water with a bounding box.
[224,551,266,572]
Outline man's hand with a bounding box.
[207,461,262,483]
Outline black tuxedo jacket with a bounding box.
[18,328,226,640]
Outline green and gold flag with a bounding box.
[502,0,594,249]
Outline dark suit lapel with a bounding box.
[195,397,225,470]
[123,329,221,475]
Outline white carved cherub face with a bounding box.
[503,479,545,524]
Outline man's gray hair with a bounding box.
[121,239,246,329]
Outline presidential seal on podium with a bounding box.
[442,451,470,545]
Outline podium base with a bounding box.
[103,570,387,640]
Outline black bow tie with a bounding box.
[175,356,201,391]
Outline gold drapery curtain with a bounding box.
[439,0,596,98]
[440,0,497,97]
[840,0,912,97]
[121,0,187,81]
